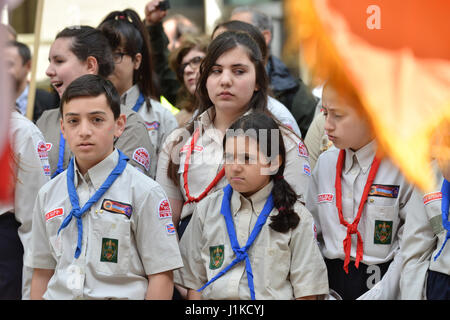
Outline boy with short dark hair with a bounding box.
[28,74,182,300]
[305,83,424,300]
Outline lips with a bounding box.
[219,91,233,98]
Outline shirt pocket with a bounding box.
[253,246,290,290]
[362,204,399,259]
[46,216,64,258]
[90,216,131,275]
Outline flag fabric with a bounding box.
[285,0,450,192]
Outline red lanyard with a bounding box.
[335,149,381,273]
[182,128,225,205]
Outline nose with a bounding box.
[79,119,93,138]
[45,63,55,78]
[219,70,232,87]
[323,113,334,134]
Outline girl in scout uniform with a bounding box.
[305,83,424,300]
[174,112,329,299]
[28,75,183,300]
[98,9,178,158]
[0,110,50,299]
[37,26,157,178]
[156,31,311,239]
[400,163,450,299]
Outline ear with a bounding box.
[133,53,142,70]
[24,60,32,72]
[261,30,272,48]
[113,113,127,139]
[86,56,99,75]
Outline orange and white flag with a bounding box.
[285,0,450,192]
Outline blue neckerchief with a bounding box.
[58,150,129,259]
[131,92,145,112]
[51,132,66,179]
[434,179,450,260]
[197,184,274,300]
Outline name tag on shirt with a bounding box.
[101,199,133,219]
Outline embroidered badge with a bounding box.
[101,199,132,219]
[180,145,204,153]
[144,121,160,131]
[37,141,48,160]
[423,192,442,205]
[165,222,176,235]
[45,142,53,152]
[374,220,393,245]
[158,199,172,219]
[100,238,118,263]
[45,207,64,221]
[303,164,311,176]
[132,147,150,172]
[298,140,309,158]
[209,245,225,270]
[369,184,399,198]
[318,193,334,203]
[43,164,51,176]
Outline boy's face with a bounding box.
[60,94,125,174]
[224,135,279,197]
[322,85,374,151]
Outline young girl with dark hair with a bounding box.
[37,25,156,178]
[156,31,311,239]
[98,9,178,157]
[173,111,328,300]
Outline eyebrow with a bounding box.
[213,63,249,68]
[64,111,108,117]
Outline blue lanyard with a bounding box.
[434,179,450,260]
[58,150,129,259]
[51,132,66,179]
[197,184,274,300]
[131,92,145,112]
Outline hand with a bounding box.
[144,0,168,26]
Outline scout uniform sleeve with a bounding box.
[289,204,329,298]
[134,184,183,275]
[304,112,325,170]
[173,205,207,290]
[115,112,157,179]
[305,160,323,239]
[400,187,436,299]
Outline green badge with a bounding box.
[209,245,225,270]
[100,238,118,263]
[374,220,393,245]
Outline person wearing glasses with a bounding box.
[98,9,178,158]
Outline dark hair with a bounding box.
[7,40,31,65]
[60,74,121,119]
[224,112,299,233]
[98,9,157,100]
[212,20,268,64]
[166,30,269,184]
[55,26,114,78]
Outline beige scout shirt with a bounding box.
[156,108,311,221]
[121,85,178,157]
[306,141,424,299]
[36,106,157,179]
[174,181,329,299]
[400,167,449,299]
[27,149,183,299]
[304,111,332,170]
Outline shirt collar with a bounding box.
[230,181,274,217]
[195,107,223,145]
[344,140,377,175]
[120,84,140,109]
[16,84,29,115]
[73,149,119,190]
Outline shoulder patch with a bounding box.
[158,199,172,219]
[37,140,49,160]
[45,142,53,152]
[298,140,309,158]
[423,192,442,205]
[303,164,311,176]
[165,222,176,235]
[132,147,150,172]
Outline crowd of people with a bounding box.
[0,0,448,300]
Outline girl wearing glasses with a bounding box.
[98,9,178,157]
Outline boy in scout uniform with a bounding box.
[305,83,424,300]
[28,75,183,300]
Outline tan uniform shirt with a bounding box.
[304,111,332,170]
[156,108,311,221]
[1,112,51,298]
[174,181,329,299]
[37,107,157,179]
[400,166,449,299]
[27,149,183,299]
[306,141,424,299]
[121,85,178,157]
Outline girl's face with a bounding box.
[46,37,91,97]
[206,45,258,117]
[224,135,274,197]
[108,45,141,96]
[181,48,205,95]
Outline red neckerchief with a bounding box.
[182,128,225,205]
[335,149,381,273]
